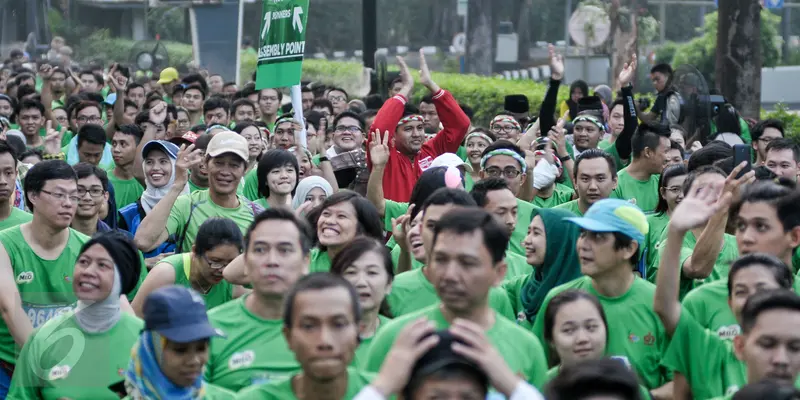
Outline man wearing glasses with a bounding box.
[70,163,112,236]
[325,111,367,190]
[0,160,90,397]
[751,119,785,166]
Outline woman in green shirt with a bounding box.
[306,191,384,273]
[10,232,144,400]
[329,237,394,369]
[131,217,246,315]
[254,149,298,209]
[233,122,265,173]
[464,128,496,191]
[541,289,652,399]
[645,163,687,279]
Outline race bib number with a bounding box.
[23,303,74,328]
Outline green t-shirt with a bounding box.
[554,199,584,217]
[502,274,535,328]
[645,212,670,281]
[188,179,205,193]
[364,305,549,390]
[123,383,235,400]
[309,248,332,273]
[106,168,144,210]
[0,208,33,232]
[9,312,142,400]
[163,253,234,310]
[234,367,374,399]
[653,231,739,300]
[243,169,260,201]
[386,267,515,320]
[611,168,660,213]
[0,227,89,364]
[509,199,536,257]
[464,173,475,192]
[533,183,574,209]
[352,315,392,370]
[545,366,652,399]
[682,278,800,342]
[383,200,407,234]
[166,190,262,253]
[206,295,300,392]
[532,276,670,390]
[662,311,746,399]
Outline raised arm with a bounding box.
[366,130,390,217]
[134,144,203,252]
[654,181,730,336]
[613,54,638,161]
[419,51,470,155]
[366,57,414,170]
[538,44,564,136]
[682,163,753,279]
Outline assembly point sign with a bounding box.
[256,0,310,89]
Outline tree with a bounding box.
[466,0,495,75]
[715,0,762,118]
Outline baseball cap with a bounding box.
[104,93,117,106]
[143,286,224,343]
[142,140,179,160]
[168,131,199,146]
[566,198,649,246]
[157,67,179,85]
[206,131,248,162]
[408,330,488,388]
[430,153,473,172]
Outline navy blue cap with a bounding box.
[141,140,179,160]
[143,286,224,343]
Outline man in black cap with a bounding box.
[504,94,530,127]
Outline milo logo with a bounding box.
[228,350,255,370]
[48,365,71,381]
[16,271,34,284]
[717,325,741,340]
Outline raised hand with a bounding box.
[149,101,168,125]
[669,181,730,233]
[418,49,440,93]
[395,56,415,97]
[369,130,391,167]
[548,119,568,155]
[38,64,54,81]
[107,63,128,93]
[724,161,756,198]
[43,121,64,155]
[392,204,415,252]
[174,144,204,183]
[548,44,565,81]
[618,53,638,86]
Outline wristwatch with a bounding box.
[558,154,571,162]
[318,156,329,162]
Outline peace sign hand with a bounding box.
[369,130,391,167]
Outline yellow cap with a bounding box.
[157,67,179,85]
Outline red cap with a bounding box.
[168,131,199,146]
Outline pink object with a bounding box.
[444,167,462,188]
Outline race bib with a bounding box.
[23,303,74,328]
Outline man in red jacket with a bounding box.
[367,50,471,202]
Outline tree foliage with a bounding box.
[655,10,780,87]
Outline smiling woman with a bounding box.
[305,191,384,273]
[8,232,145,399]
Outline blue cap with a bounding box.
[143,286,224,343]
[104,93,117,106]
[141,140,179,160]
[565,198,649,246]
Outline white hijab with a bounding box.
[140,151,190,214]
[74,265,122,334]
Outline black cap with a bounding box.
[408,330,489,385]
[577,95,604,113]
[504,94,529,114]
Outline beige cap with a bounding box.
[206,131,249,162]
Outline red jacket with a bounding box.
[367,90,470,202]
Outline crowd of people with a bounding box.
[0,35,798,400]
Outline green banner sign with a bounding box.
[256,0,310,89]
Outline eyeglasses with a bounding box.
[328,95,346,102]
[485,167,522,179]
[40,189,79,204]
[492,125,519,133]
[202,255,229,270]
[665,186,683,195]
[759,137,779,144]
[77,187,105,198]
[77,116,102,124]
[335,125,362,133]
